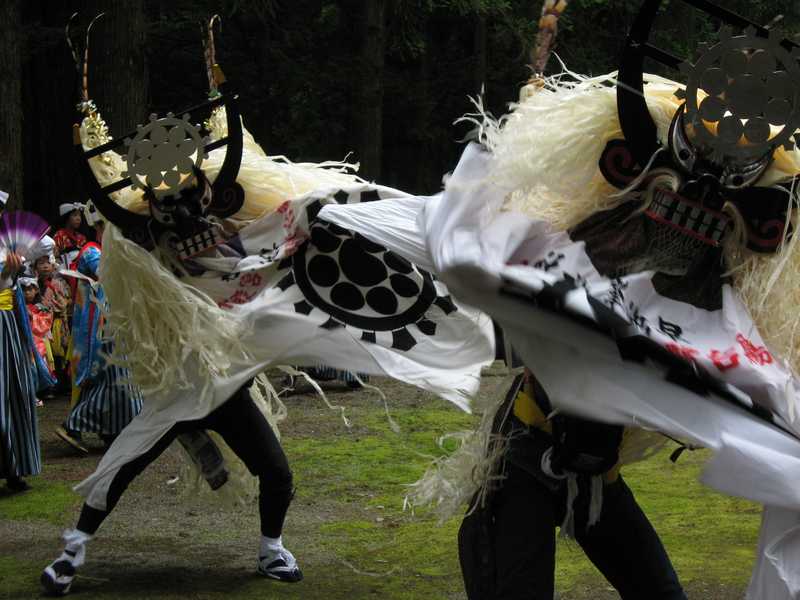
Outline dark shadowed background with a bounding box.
[0,0,798,226]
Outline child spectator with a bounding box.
[35,251,72,389]
[21,279,54,367]
[53,203,87,269]
[20,278,55,406]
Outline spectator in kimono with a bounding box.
[53,203,88,269]
[34,243,72,392]
[1,247,41,492]
[55,203,143,454]
[21,277,55,379]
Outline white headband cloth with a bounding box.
[59,202,86,217]
[18,277,39,288]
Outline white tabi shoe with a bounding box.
[41,551,78,596]
[41,529,91,596]
[257,537,303,583]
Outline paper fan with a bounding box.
[0,211,51,261]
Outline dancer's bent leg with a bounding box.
[206,385,301,582]
[42,423,182,595]
[42,383,301,595]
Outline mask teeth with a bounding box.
[645,189,729,247]
[176,227,222,260]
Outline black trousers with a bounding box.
[77,385,293,538]
[460,461,687,600]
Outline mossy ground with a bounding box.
[0,370,758,599]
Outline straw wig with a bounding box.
[478,71,800,380]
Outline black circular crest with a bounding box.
[292,221,438,331]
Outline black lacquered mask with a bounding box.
[74,66,244,259]
[601,0,800,253]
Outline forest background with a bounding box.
[1,0,799,222]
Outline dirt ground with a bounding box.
[0,368,752,599]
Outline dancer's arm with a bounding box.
[1,252,23,286]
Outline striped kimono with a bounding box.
[0,273,41,479]
[66,244,142,437]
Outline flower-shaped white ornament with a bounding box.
[675,26,800,163]
[123,113,208,197]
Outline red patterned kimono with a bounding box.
[40,275,72,366]
[53,229,87,268]
[26,302,54,372]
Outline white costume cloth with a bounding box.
[76,182,494,509]
[322,144,800,600]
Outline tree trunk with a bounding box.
[20,1,148,223]
[473,10,487,98]
[79,0,149,135]
[356,0,386,181]
[414,12,435,193]
[0,2,23,209]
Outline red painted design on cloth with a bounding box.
[709,348,740,372]
[239,273,263,288]
[665,342,699,361]
[277,201,296,231]
[736,333,773,366]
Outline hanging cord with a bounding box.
[559,473,579,538]
[348,372,401,434]
[660,432,701,463]
[276,365,352,428]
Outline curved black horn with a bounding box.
[209,66,244,218]
[617,0,663,168]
